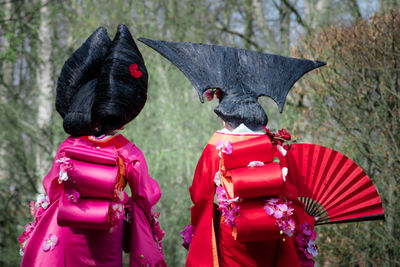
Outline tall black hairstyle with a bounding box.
[56,25,148,137]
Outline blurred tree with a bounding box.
[292,9,400,266]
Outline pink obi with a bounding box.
[221,136,287,242]
[57,145,119,229]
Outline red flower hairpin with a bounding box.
[129,64,143,78]
[204,88,222,101]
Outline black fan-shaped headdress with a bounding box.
[138,39,325,130]
[56,25,147,136]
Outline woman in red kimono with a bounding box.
[139,39,384,267]
[184,121,317,267]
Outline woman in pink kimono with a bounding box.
[18,25,166,267]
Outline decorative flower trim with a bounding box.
[151,206,165,253]
[216,186,240,226]
[56,156,72,184]
[204,88,222,101]
[262,127,294,148]
[129,64,143,78]
[180,224,195,250]
[19,241,27,256]
[109,187,129,233]
[277,145,287,156]
[66,188,80,203]
[296,222,318,266]
[137,253,150,267]
[214,171,221,187]
[282,167,288,182]
[30,193,50,216]
[247,161,265,167]
[42,234,58,252]
[19,193,52,255]
[18,221,36,256]
[264,198,295,239]
[216,140,233,156]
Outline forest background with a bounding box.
[0,0,399,266]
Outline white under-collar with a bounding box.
[217,123,264,135]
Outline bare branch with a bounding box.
[215,25,262,51]
[281,0,311,35]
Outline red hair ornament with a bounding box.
[129,64,143,78]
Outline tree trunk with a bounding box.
[0,1,13,181]
[304,0,331,28]
[279,0,291,55]
[36,1,53,181]
[252,0,279,53]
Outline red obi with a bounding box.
[222,135,273,171]
[57,146,119,229]
[235,200,282,242]
[230,163,284,199]
[221,135,288,242]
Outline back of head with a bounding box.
[92,25,148,135]
[56,25,148,137]
[56,27,111,136]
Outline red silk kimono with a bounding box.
[186,129,315,267]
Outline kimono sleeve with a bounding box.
[125,151,166,267]
[186,145,219,267]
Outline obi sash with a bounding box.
[221,135,287,242]
[57,145,119,229]
[222,135,273,171]
[235,201,281,241]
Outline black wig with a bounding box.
[56,25,147,136]
[92,24,148,134]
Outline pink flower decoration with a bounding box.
[273,209,284,219]
[264,205,274,215]
[30,201,37,217]
[215,89,222,99]
[204,89,214,101]
[24,223,35,234]
[116,189,129,204]
[216,185,240,226]
[180,225,195,250]
[262,127,293,146]
[42,234,58,252]
[57,157,72,184]
[66,189,80,203]
[109,188,131,232]
[299,222,314,236]
[150,206,165,253]
[203,89,222,101]
[129,64,143,78]
[215,141,233,155]
[264,198,295,237]
[297,222,318,266]
[247,161,265,167]
[36,193,50,210]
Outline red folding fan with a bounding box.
[285,144,384,225]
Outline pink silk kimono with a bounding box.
[19,134,166,267]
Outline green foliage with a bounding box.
[292,10,400,266]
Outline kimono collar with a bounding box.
[217,123,264,135]
[84,132,130,148]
